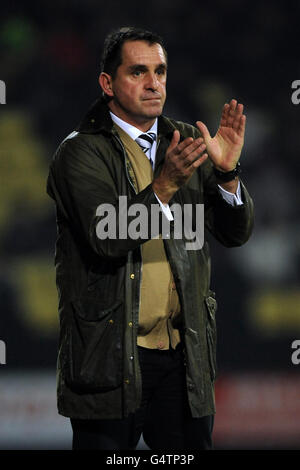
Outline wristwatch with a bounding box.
[213,161,241,182]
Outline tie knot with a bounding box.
[138,132,156,144]
[135,132,156,154]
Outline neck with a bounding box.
[108,103,156,132]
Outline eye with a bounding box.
[133,70,143,77]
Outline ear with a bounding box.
[99,72,114,98]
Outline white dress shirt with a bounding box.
[109,111,243,221]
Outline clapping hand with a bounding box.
[196,99,246,172]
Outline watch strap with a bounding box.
[213,161,241,182]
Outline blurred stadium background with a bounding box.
[0,0,300,450]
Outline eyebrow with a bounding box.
[128,63,167,73]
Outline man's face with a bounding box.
[103,40,167,129]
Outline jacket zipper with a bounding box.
[113,133,143,410]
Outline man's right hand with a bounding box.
[152,130,208,204]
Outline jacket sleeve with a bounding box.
[200,156,254,247]
[47,134,166,259]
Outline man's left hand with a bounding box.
[196,99,246,172]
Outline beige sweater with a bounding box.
[114,124,181,350]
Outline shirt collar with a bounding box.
[109,111,157,141]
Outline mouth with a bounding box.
[142,97,161,102]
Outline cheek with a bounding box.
[119,85,140,103]
[160,87,167,103]
[159,81,167,95]
[113,79,133,98]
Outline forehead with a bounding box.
[121,40,167,66]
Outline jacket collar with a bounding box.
[75,96,176,140]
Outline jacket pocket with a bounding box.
[66,297,123,392]
[86,263,124,308]
[205,291,217,381]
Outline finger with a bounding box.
[190,153,208,169]
[167,129,181,153]
[237,114,246,138]
[220,103,230,127]
[227,106,237,127]
[178,137,205,160]
[181,142,206,165]
[236,103,244,115]
[221,99,241,128]
[175,137,195,155]
[232,112,244,132]
[232,106,243,130]
[181,142,207,169]
[196,121,211,143]
[226,99,240,127]
[229,99,238,111]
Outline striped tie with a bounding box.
[135,132,156,168]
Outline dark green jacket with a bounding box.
[47,97,254,419]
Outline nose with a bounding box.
[145,72,158,91]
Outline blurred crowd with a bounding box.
[1,0,300,372]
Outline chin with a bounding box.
[142,101,163,113]
[145,107,163,119]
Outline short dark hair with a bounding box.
[100,26,168,79]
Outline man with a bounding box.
[47,27,254,450]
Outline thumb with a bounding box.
[167,129,180,153]
[196,121,211,143]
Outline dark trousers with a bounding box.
[71,345,214,450]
